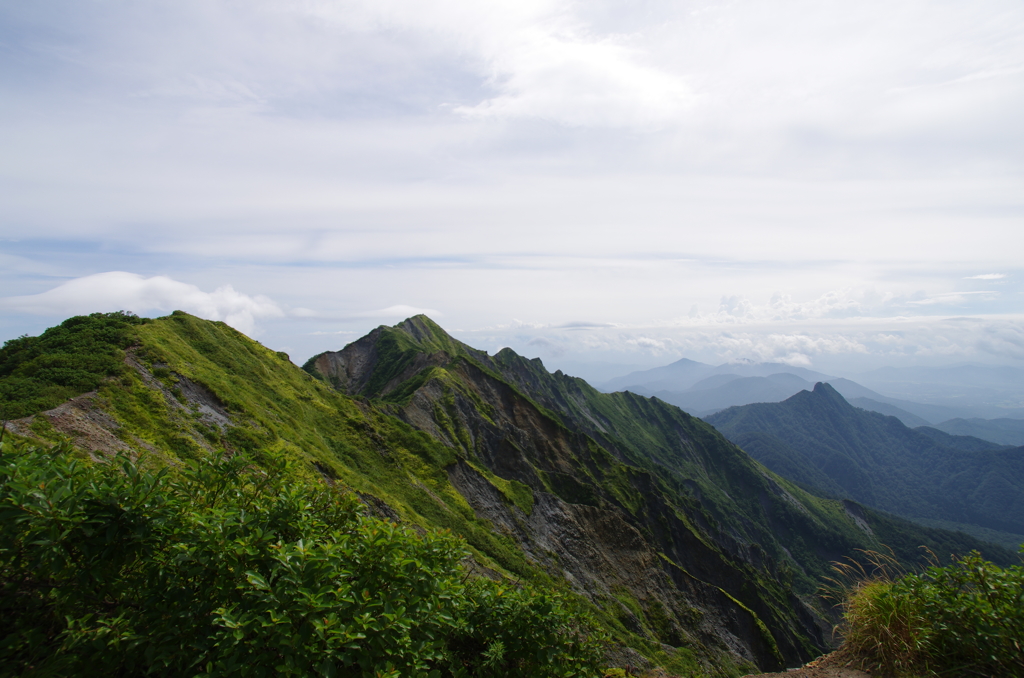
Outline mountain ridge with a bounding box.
[3,312,1015,675]
[706,383,1024,548]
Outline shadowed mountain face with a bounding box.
[706,384,1024,542]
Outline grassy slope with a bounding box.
[7,313,560,584]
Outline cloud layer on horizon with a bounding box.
[0,1,1021,370]
[3,273,1021,374]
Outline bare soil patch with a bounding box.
[742,649,871,678]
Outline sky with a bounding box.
[1,0,1023,383]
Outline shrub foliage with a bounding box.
[0,311,146,420]
[838,549,1024,677]
[0,441,605,677]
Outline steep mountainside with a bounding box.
[3,313,1013,676]
[706,384,1024,547]
[304,317,1013,668]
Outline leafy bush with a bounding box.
[0,441,606,677]
[0,311,147,419]
[837,549,1024,677]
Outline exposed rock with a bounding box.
[307,317,840,671]
[5,392,131,458]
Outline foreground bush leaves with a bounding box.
[841,549,1024,677]
[0,441,605,677]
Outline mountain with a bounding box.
[604,357,1024,424]
[911,426,1012,453]
[706,384,1024,548]
[601,359,835,395]
[602,357,714,392]
[844,398,930,428]
[602,360,943,423]
[637,374,816,417]
[932,418,1024,447]
[3,313,1014,675]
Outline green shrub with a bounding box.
[0,311,147,419]
[0,440,605,677]
[442,579,603,676]
[838,550,1024,677]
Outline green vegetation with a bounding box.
[0,439,606,677]
[0,312,147,419]
[707,383,1024,542]
[834,549,1024,677]
[8,311,1018,675]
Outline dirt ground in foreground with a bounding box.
[741,650,871,678]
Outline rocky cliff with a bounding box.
[306,317,897,671]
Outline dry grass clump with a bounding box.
[825,546,1024,678]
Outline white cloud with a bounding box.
[453,30,692,127]
[0,272,283,335]
[299,0,692,128]
[627,336,668,351]
[975,322,1024,361]
[906,291,997,306]
[1,1,1023,369]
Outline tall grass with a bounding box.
[827,547,1024,677]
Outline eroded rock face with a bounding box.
[7,351,235,460]
[308,318,830,671]
[5,393,131,458]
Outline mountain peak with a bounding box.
[805,381,850,407]
[394,314,445,341]
[389,315,478,359]
[811,381,839,395]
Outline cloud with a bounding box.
[0,272,283,335]
[301,0,693,128]
[453,30,692,127]
[906,291,997,306]
[626,336,669,352]
[710,333,868,365]
[964,273,1006,279]
[974,322,1024,361]
[558,321,617,329]
[284,304,441,322]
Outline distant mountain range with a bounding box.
[602,359,830,395]
[599,358,1024,435]
[705,384,1024,550]
[855,364,1024,413]
[930,418,1024,447]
